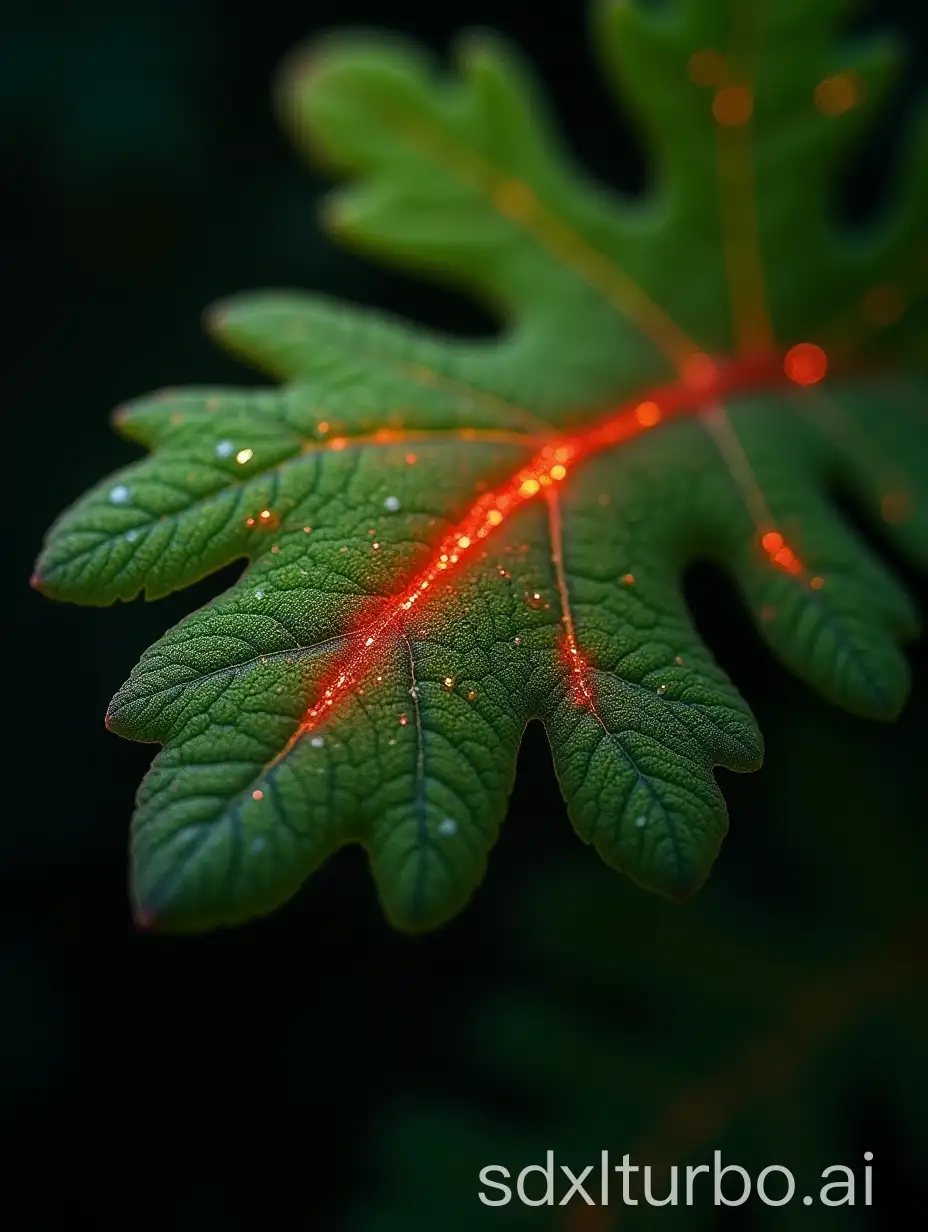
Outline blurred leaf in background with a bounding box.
[348,685,927,1229]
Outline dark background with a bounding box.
[5,1,926,1226]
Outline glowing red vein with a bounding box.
[274,351,788,760]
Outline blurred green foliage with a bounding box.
[350,689,926,1229]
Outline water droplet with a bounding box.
[125,529,138,542]
[384,496,400,512]
[466,690,477,701]
[656,683,668,694]
[523,591,543,609]
[675,655,684,665]
[235,448,254,465]
[251,837,266,853]
[634,815,647,828]
[437,818,458,837]
[409,685,418,700]
[254,588,265,600]
[441,676,455,692]
[310,736,325,749]
[514,636,521,645]
[398,714,409,726]
[252,789,264,801]
[108,484,130,504]
[215,439,234,458]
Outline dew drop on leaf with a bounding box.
[384,496,400,512]
[398,714,408,726]
[437,818,458,836]
[108,485,130,504]
[523,590,543,609]
[215,440,234,458]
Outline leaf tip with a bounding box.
[202,301,231,338]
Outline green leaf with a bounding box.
[33,0,927,932]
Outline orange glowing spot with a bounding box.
[245,517,256,527]
[329,436,348,451]
[810,576,825,589]
[405,453,417,464]
[713,84,753,126]
[623,573,635,585]
[881,491,911,524]
[457,536,471,549]
[861,284,905,328]
[687,49,728,88]
[813,72,860,116]
[554,446,571,463]
[398,714,408,726]
[271,544,279,554]
[774,546,794,567]
[550,463,567,481]
[761,531,783,553]
[487,509,503,526]
[317,421,329,435]
[303,526,312,533]
[681,353,717,391]
[634,400,662,427]
[520,478,541,497]
[466,690,477,701]
[252,790,263,801]
[784,342,827,386]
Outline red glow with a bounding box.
[784,342,827,386]
[271,351,791,761]
[761,529,804,576]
